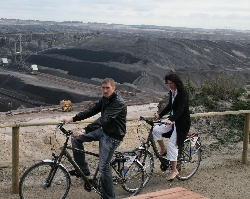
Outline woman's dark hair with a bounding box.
[164,73,185,90]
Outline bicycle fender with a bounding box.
[42,159,68,171]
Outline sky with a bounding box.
[1,0,249,30]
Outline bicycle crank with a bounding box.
[160,159,171,171]
[84,182,92,192]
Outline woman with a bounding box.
[153,73,191,181]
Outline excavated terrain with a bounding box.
[1,20,250,112]
[1,20,250,199]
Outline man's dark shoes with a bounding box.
[69,170,90,178]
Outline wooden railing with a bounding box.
[0,110,250,194]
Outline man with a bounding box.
[63,78,127,199]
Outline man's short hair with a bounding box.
[102,78,116,87]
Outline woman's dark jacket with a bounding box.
[72,92,127,141]
[159,89,191,147]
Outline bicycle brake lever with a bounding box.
[67,130,73,136]
[139,116,144,121]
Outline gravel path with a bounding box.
[1,140,249,199]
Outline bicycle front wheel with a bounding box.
[19,161,71,199]
[149,131,165,159]
[122,161,144,195]
[176,138,202,181]
[133,148,154,187]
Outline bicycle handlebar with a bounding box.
[139,116,163,126]
[56,121,73,136]
[56,121,65,129]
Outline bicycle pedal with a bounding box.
[69,170,81,178]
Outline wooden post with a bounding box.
[12,127,19,194]
[242,113,250,164]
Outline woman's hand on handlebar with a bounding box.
[164,120,172,125]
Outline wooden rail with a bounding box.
[0,110,250,194]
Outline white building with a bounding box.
[30,64,38,74]
[0,58,8,66]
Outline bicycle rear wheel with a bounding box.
[122,161,144,195]
[176,138,202,181]
[19,161,71,199]
[133,148,154,187]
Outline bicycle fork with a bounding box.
[42,155,63,189]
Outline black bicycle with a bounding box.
[133,116,202,186]
[19,122,145,199]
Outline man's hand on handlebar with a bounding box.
[62,117,73,124]
[72,130,85,138]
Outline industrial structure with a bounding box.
[0,29,97,73]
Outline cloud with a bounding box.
[0,0,250,30]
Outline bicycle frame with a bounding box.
[46,124,101,193]
[47,123,144,194]
[138,116,201,173]
[19,122,146,199]
[138,117,171,169]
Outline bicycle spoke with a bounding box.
[122,161,144,195]
[133,148,154,187]
[19,162,71,199]
[177,139,201,180]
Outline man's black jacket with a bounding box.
[73,92,127,141]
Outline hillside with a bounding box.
[1,20,250,112]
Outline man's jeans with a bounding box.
[72,128,122,199]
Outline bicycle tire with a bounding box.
[121,161,145,195]
[176,138,202,181]
[133,148,154,187]
[19,161,71,199]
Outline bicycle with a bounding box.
[133,116,202,185]
[19,122,145,199]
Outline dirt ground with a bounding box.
[0,103,250,199]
